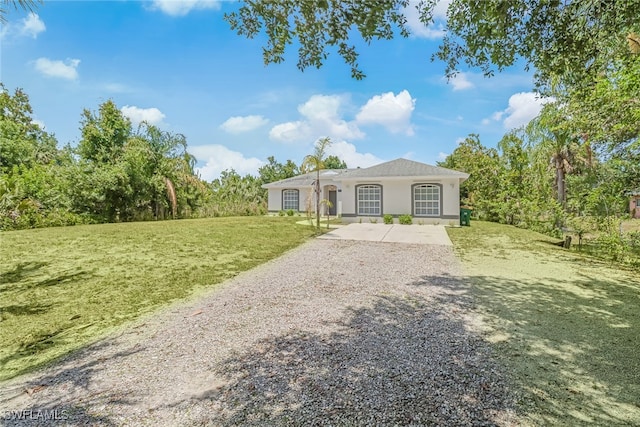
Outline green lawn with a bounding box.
[448,221,640,426]
[0,216,318,381]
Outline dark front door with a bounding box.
[329,190,337,215]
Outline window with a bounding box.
[282,189,299,210]
[357,185,382,215]
[414,184,440,216]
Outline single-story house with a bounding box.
[262,158,469,223]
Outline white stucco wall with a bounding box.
[441,178,461,217]
[267,187,313,212]
[268,176,463,220]
[339,177,463,222]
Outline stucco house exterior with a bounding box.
[262,158,469,223]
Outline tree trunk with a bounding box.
[555,158,566,209]
[315,169,320,229]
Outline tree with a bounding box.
[526,104,584,213]
[209,169,266,216]
[324,155,347,169]
[225,1,639,90]
[0,0,41,23]
[258,156,299,184]
[0,84,58,171]
[78,100,132,164]
[438,134,501,220]
[564,54,640,151]
[225,0,411,80]
[302,137,331,229]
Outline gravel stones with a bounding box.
[0,239,520,426]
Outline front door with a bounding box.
[329,190,337,215]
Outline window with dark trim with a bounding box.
[356,184,382,215]
[413,184,440,216]
[282,189,299,210]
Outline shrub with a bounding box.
[369,218,378,224]
[383,214,393,224]
[286,209,295,216]
[398,214,412,225]
[278,210,286,216]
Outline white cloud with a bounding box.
[269,121,311,143]
[404,0,450,39]
[121,105,166,126]
[438,152,449,161]
[269,94,364,143]
[450,73,474,91]
[327,141,383,169]
[1,12,45,39]
[487,92,553,129]
[32,119,46,130]
[190,144,264,181]
[150,0,220,16]
[220,115,269,134]
[356,90,416,135]
[34,58,80,80]
[21,13,45,38]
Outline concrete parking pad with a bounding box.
[318,223,453,246]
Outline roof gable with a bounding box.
[261,169,351,188]
[339,158,469,179]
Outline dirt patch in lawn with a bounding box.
[448,221,640,426]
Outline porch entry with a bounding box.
[328,190,337,215]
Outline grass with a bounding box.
[0,216,318,381]
[622,218,640,233]
[448,221,640,426]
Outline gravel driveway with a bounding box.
[0,239,519,426]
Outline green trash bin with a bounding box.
[460,208,472,226]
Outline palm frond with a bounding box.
[0,0,42,23]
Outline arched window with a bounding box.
[282,189,299,210]
[413,184,440,216]
[356,184,382,216]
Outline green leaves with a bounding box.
[225,0,411,80]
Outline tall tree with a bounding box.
[438,134,501,220]
[225,1,639,90]
[258,156,299,184]
[78,100,132,164]
[526,104,583,212]
[302,137,331,229]
[324,155,347,169]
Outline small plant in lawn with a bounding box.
[320,198,334,229]
[567,215,597,249]
[278,210,286,216]
[383,214,393,224]
[398,214,412,225]
[286,209,295,216]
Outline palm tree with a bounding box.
[527,104,585,226]
[1,1,42,23]
[302,137,331,229]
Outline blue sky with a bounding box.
[1,0,548,181]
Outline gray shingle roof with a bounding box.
[261,169,352,188]
[262,159,468,188]
[339,158,469,179]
